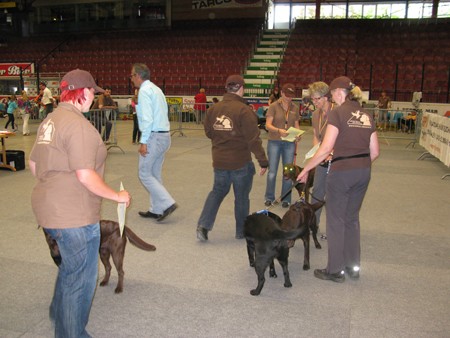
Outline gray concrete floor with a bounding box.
[0,118,449,338]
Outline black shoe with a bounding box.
[345,266,360,280]
[157,203,178,222]
[314,268,345,283]
[320,234,327,240]
[281,201,290,208]
[196,227,209,241]
[264,200,272,207]
[139,211,161,219]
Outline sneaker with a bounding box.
[345,266,360,280]
[281,201,290,208]
[196,227,208,241]
[320,234,327,240]
[314,268,345,283]
[264,200,272,207]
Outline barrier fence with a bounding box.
[87,108,124,153]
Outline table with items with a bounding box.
[0,131,16,171]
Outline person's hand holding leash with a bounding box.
[297,169,309,184]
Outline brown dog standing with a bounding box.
[43,220,156,293]
[283,163,315,201]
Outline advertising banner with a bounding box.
[420,113,450,167]
[0,63,35,77]
[192,0,262,10]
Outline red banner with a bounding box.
[0,63,35,77]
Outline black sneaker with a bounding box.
[196,227,208,241]
[138,211,161,219]
[320,234,327,240]
[264,200,272,207]
[281,201,290,208]
[345,266,360,280]
[314,268,345,283]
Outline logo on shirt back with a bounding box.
[213,115,233,131]
[347,110,372,128]
[37,119,55,144]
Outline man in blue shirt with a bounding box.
[130,63,177,221]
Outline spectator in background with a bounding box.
[297,76,379,283]
[131,63,177,222]
[29,69,131,337]
[194,88,207,124]
[91,86,116,143]
[4,95,18,131]
[131,89,141,144]
[0,98,7,117]
[196,75,268,241]
[39,81,54,117]
[269,87,281,104]
[377,91,391,131]
[20,90,32,136]
[212,97,219,104]
[264,83,301,208]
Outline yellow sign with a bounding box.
[0,2,16,9]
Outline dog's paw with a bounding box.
[249,261,255,268]
[250,289,261,296]
[284,281,292,288]
[315,243,322,249]
[269,271,278,278]
[99,280,108,287]
[114,286,123,294]
[303,264,310,271]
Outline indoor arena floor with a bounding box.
[1,118,449,338]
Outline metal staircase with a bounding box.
[244,29,289,98]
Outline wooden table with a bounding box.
[0,131,16,171]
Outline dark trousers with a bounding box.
[133,114,141,143]
[5,113,16,130]
[325,167,371,274]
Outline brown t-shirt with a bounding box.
[30,102,107,228]
[328,100,376,171]
[266,99,300,141]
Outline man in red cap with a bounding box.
[196,74,268,241]
[29,69,131,337]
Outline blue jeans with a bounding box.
[45,223,100,338]
[198,161,256,237]
[139,133,175,214]
[265,140,296,203]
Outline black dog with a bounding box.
[244,211,307,296]
[283,163,315,201]
[43,220,156,293]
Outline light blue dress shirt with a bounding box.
[136,80,170,144]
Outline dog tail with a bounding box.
[124,226,156,251]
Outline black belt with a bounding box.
[152,131,169,133]
[331,153,370,163]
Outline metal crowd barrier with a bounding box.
[168,102,210,136]
[364,107,421,147]
[87,108,124,153]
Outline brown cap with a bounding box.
[60,69,105,93]
[225,75,244,87]
[282,83,296,97]
[329,76,354,91]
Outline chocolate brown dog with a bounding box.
[43,220,156,293]
[283,163,315,201]
[244,211,308,296]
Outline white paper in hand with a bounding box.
[304,143,320,163]
[280,127,305,142]
[117,182,126,237]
